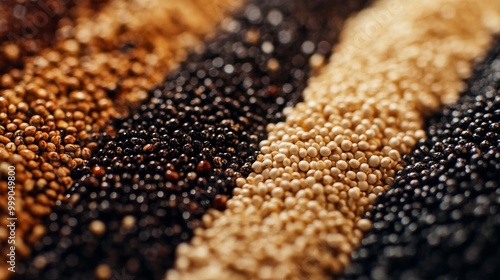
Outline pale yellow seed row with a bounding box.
[169,0,500,280]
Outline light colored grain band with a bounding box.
[169,0,500,279]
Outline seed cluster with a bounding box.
[0,0,231,267]
[15,1,368,279]
[340,37,500,280]
[0,0,106,71]
[170,1,500,279]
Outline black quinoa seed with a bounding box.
[16,1,368,279]
[340,37,500,280]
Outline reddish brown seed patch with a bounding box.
[165,170,180,181]
[196,160,212,173]
[213,194,228,210]
[92,165,105,177]
[267,85,279,97]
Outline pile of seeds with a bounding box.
[340,36,500,280]
[169,1,500,279]
[15,0,368,279]
[0,0,105,71]
[0,0,231,270]
[0,0,108,265]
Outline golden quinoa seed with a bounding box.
[169,0,500,279]
[95,264,112,280]
[89,220,106,236]
[0,0,236,267]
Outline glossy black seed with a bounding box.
[340,37,500,280]
[16,1,367,280]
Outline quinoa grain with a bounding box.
[342,36,500,280]
[1,0,234,270]
[16,1,365,279]
[170,1,500,279]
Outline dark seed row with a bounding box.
[0,0,232,275]
[15,0,367,279]
[340,36,500,280]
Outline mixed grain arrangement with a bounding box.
[1,0,500,279]
[341,36,500,280]
[169,0,500,279]
[0,0,107,71]
[0,0,233,276]
[15,1,367,279]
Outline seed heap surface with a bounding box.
[0,0,106,71]
[169,1,500,279]
[0,0,232,271]
[15,0,367,279]
[340,37,500,280]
